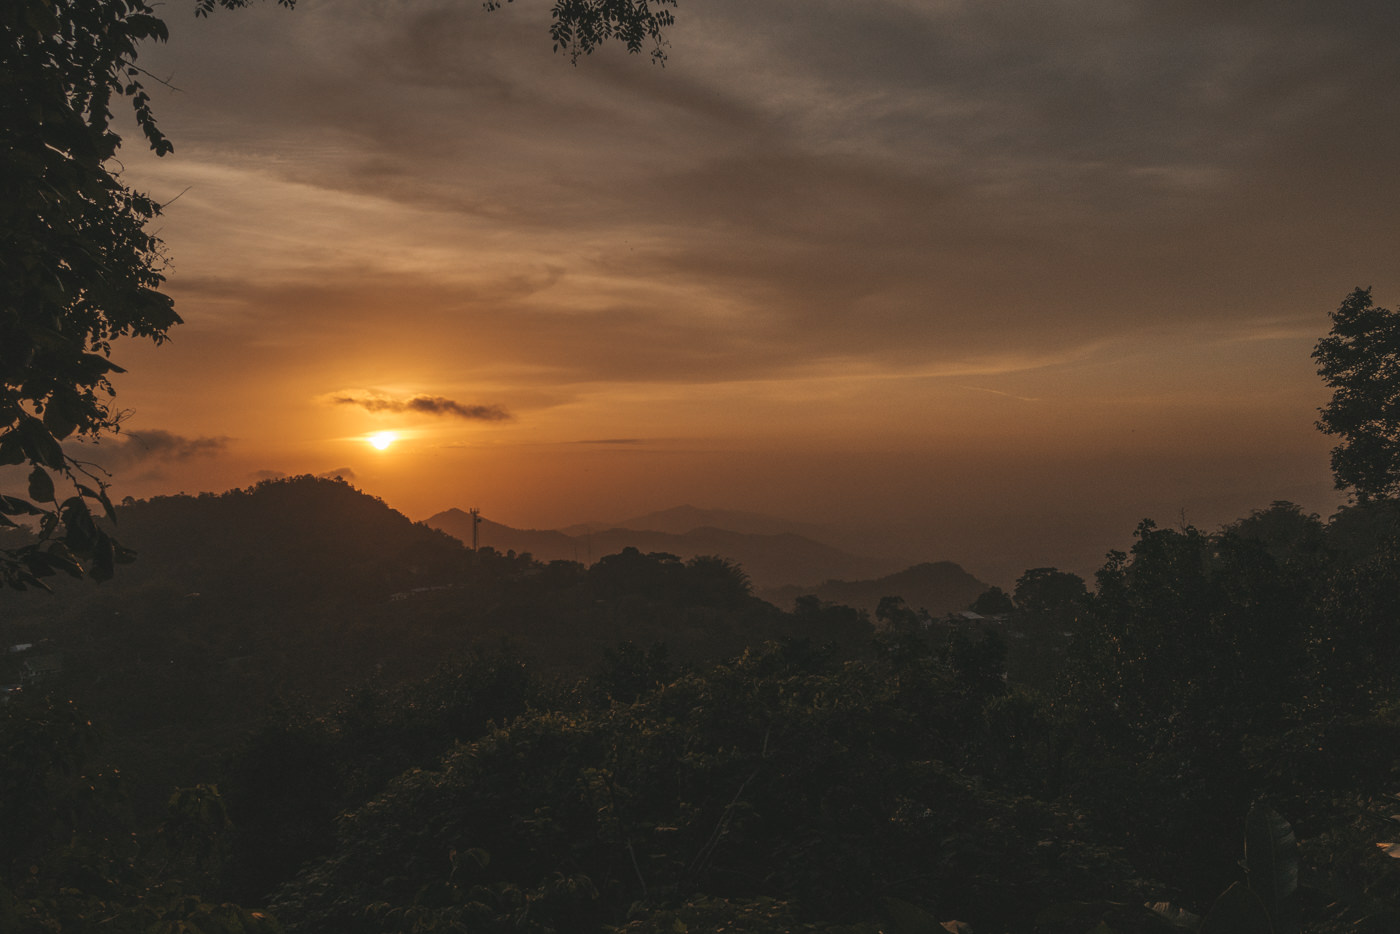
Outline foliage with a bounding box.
[0,0,185,589]
[875,593,925,630]
[208,0,679,64]
[970,585,1015,616]
[1059,518,1321,893]
[485,0,678,64]
[0,694,284,933]
[263,638,1138,933]
[1014,567,1089,631]
[1137,806,1297,934]
[9,482,1400,933]
[0,694,110,872]
[1314,287,1400,502]
[220,646,539,902]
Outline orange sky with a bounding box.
[49,0,1400,584]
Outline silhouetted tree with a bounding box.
[1314,286,1400,501]
[1,0,182,588]
[946,626,1007,698]
[683,554,752,608]
[875,594,922,630]
[969,585,1014,616]
[1012,567,1088,632]
[1226,500,1326,564]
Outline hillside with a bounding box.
[425,509,895,588]
[761,560,991,616]
[1,477,877,819]
[429,508,583,561]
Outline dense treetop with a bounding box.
[1315,287,1400,502]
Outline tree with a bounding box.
[1314,286,1400,502]
[484,0,679,64]
[875,594,922,630]
[1012,567,1088,631]
[1,0,679,590]
[969,585,1014,616]
[1,0,185,589]
[208,0,678,64]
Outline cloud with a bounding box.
[574,438,644,445]
[70,430,231,473]
[960,386,1042,403]
[332,393,513,421]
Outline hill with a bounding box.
[430,508,584,560]
[762,560,991,617]
[425,509,894,589]
[1,477,877,819]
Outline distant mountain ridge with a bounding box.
[425,507,896,590]
[560,504,835,541]
[762,561,991,617]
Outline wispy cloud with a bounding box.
[70,430,230,472]
[332,393,513,421]
[960,386,1041,403]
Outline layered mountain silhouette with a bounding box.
[426,506,896,590]
[763,561,991,617]
[7,478,877,815]
[4,478,994,821]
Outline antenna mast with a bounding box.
[469,507,481,551]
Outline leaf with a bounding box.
[28,467,55,503]
[43,542,84,578]
[97,485,117,522]
[62,500,99,552]
[17,417,66,470]
[1244,805,1297,927]
[0,496,45,517]
[0,433,26,466]
[41,396,79,440]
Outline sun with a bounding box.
[368,431,397,450]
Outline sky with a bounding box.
[65,0,1400,584]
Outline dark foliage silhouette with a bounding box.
[1315,287,1400,502]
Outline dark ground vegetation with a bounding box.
[4,479,1400,933]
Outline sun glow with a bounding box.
[368,431,397,450]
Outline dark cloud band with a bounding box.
[68,430,230,472]
[334,394,512,421]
